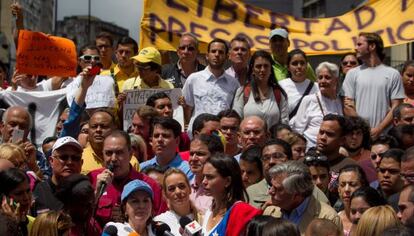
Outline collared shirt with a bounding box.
[281,196,310,225]
[140,153,194,180]
[88,167,167,227]
[81,143,140,174]
[100,64,139,93]
[183,66,240,135]
[122,75,174,91]
[189,178,212,215]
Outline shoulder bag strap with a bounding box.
[289,81,314,119]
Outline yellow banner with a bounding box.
[140,0,414,55]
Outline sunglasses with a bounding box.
[370,152,385,160]
[304,155,328,163]
[178,45,196,51]
[342,61,358,66]
[80,55,100,62]
[53,154,82,162]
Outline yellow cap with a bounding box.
[131,47,161,66]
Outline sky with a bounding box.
[57,0,142,41]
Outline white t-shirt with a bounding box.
[7,79,53,92]
[153,210,195,236]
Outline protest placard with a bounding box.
[16,30,77,77]
[123,88,183,131]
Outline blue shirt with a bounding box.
[60,100,85,138]
[140,153,194,181]
[282,196,310,225]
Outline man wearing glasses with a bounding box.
[33,136,83,215]
[401,146,414,186]
[122,47,173,90]
[162,33,205,88]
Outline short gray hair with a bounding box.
[2,106,33,130]
[269,161,314,197]
[315,61,339,78]
[180,32,199,48]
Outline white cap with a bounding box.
[269,28,289,39]
[52,136,82,153]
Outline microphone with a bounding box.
[102,225,117,236]
[97,163,114,198]
[154,222,174,236]
[179,216,202,236]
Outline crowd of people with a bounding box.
[0,2,414,236]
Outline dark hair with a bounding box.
[106,130,132,150]
[146,92,171,107]
[79,44,99,57]
[0,61,8,78]
[402,146,414,162]
[261,218,300,236]
[323,114,347,136]
[240,145,263,178]
[401,60,414,74]
[381,226,414,236]
[359,32,385,61]
[303,147,330,171]
[192,113,220,136]
[152,117,182,138]
[56,174,94,206]
[206,153,247,209]
[0,211,22,236]
[345,116,371,149]
[42,136,58,145]
[372,135,399,149]
[262,139,292,160]
[380,148,404,164]
[339,164,369,187]
[116,36,138,54]
[388,124,414,149]
[95,31,113,46]
[141,165,166,175]
[246,215,275,236]
[0,168,29,196]
[207,38,229,54]
[192,134,224,154]
[217,109,241,122]
[350,186,387,207]
[287,49,307,66]
[246,50,287,102]
[135,105,159,121]
[393,103,414,120]
[230,36,251,50]
[270,123,292,139]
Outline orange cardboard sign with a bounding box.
[16,30,77,77]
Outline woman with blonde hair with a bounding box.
[29,211,72,236]
[129,133,148,163]
[154,168,198,235]
[354,205,401,236]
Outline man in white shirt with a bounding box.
[183,38,240,134]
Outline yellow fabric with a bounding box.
[131,47,162,65]
[27,215,35,234]
[81,143,140,174]
[140,0,414,55]
[101,64,139,92]
[122,75,174,90]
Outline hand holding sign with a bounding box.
[16,30,77,77]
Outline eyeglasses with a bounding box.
[53,154,82,162]
[370,152,385,160]
[262,152,287,161]
[378,167,400,175]
[400,172,414,183]
[342,61,358,66]
[80,55,100,62]
[304,155,328,163]
[220,126,238,133]
[178,45,196,51]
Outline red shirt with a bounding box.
[88,167,168,227]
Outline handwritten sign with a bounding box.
[123,88,183,130]
[16,30,77,77]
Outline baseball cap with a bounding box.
[131,47,162,66]
[52,136,82,153]
[121,179,154,202]
[269,28,289,40]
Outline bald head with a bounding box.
[1,106,32,142]
[239,116,268,150]
[305,218,341,236]
[0,159,15,172]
